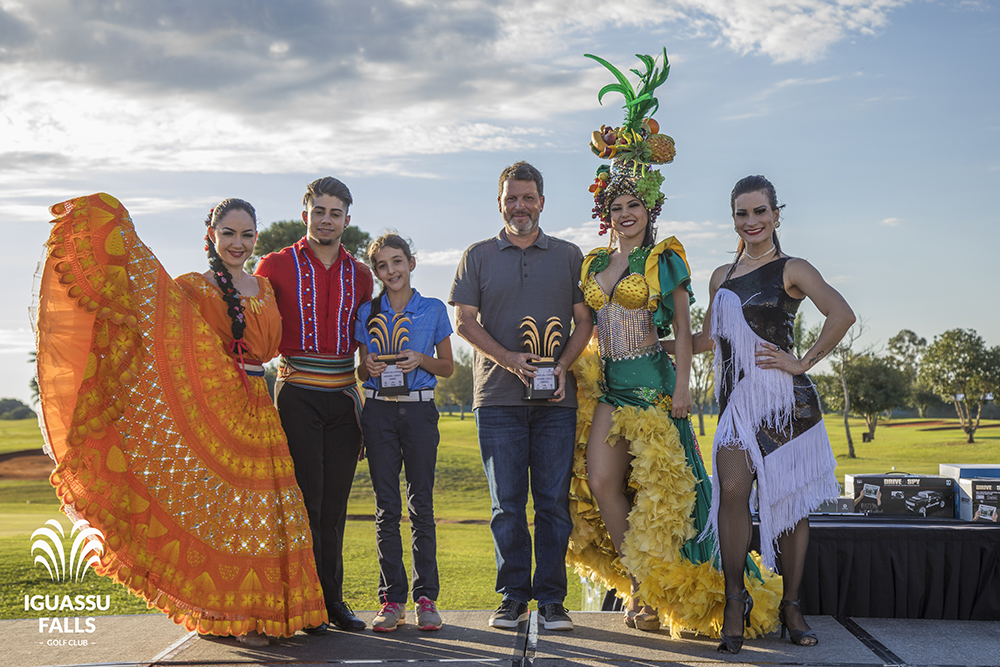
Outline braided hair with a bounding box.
[204,198,257,342]
[725,175,785,281]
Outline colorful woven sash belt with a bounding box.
[280,353,356,391]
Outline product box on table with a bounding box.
[812,497,856,514]
[844,473,955,517]
[958,478,1000,522]
[939,464,1000,518]
[938,463,1000,481]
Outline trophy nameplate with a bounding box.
[525,358,558,400]
[520,316,563,401]
[376,354,409,396]
[369,313,412,397]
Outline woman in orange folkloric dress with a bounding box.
[34,193,327,646]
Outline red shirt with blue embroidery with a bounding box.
[256,238,374,357]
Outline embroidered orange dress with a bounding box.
[34,193,327,637]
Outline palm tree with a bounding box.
[29,350,39,406]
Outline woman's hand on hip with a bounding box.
[754,342,805,375]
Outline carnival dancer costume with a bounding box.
[567,50,780,638]
[705,257,840,571]
[34,193,327,637]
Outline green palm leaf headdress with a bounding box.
[585,49,676,232]
[586,48,670,134]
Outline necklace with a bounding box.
[742,244,775,261]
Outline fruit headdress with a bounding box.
[586,49,675,235]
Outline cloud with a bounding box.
[419,248,465,267]
[691,267,715,283]
[550,219,721,249]
[0,152,69,170]
[0,328,35,355]
[0,0,912,176]
[659,220,724,241]
[774,76,844,90]
[701,0,910,63]
[881,217,901,226]
[493,0,908,63]
[550,222,604,248]
[720,74,847,120]
[0,5,31,48]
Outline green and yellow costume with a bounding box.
[568,237,781,638]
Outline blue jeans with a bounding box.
[362,399,440,604]
[474,405,576,606]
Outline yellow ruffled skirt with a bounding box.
[568,342,781,638]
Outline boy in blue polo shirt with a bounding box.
[355,233,454,632]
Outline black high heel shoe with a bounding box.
[779,599,818,646]
[717,589,753,654]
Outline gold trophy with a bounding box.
[368,313,412,396]
[520,316,562,400]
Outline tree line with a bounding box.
[809,325,999,449]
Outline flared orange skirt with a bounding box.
[34,193,327,637]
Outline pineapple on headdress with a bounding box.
[586,49,675,234]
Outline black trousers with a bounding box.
[275,381,362,604]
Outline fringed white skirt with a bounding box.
[704,288,839,571]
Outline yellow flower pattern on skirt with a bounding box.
[568,341,782,638]
[34,193,327,638]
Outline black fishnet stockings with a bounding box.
[715,446,754,637]
[716,444,815,640]
[777,519,814,639]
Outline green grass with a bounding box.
[0,510,65,537]
[0,481,62,507]
[1,413,995,619]
[0,418,45,455]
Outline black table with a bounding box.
[799,514,1000,619]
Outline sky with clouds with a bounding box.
[2,0,998,404]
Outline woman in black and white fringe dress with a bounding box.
[692,175,855,654]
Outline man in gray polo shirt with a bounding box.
[449,161,592,631]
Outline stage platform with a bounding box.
[6,609,1000,667]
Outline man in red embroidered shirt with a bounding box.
[256,176,374,632]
